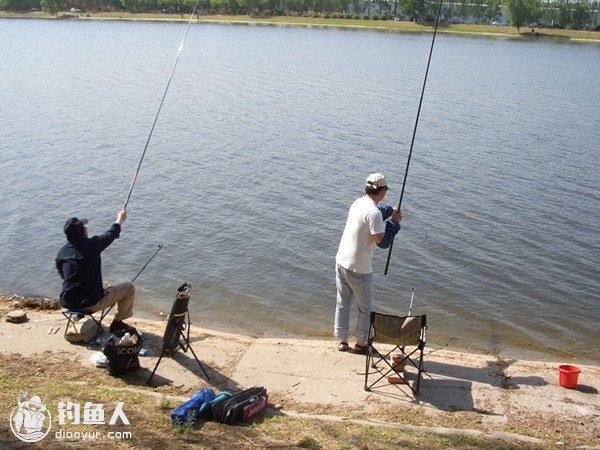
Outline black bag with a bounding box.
[212,387,268,425]
[163,283,192,353]
[102,329,143,376]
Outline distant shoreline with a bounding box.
[2,11,600,44]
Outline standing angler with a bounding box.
[56,209,137,334]
[334,173,402,354]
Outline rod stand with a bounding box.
[147,309,209,385]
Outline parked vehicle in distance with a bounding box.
[70,7,82,12]
[449,18,461,24]
[492,20,508,26]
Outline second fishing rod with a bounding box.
[384,0,444,276]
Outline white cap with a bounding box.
[366,173,390,189]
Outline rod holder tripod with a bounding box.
[148,283,209,384]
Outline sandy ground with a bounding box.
[1,298,599,447]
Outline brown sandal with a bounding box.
[352,344,367,355]
[337,342,349,352]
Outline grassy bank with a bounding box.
[5,295,599,449]
[2,10,600,43]
[0,353,549,449]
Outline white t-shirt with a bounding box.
[336,195,385,274]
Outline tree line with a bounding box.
[1,0,598,30]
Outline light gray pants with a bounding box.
[334,264,373,343]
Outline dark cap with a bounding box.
[63,217,89,240]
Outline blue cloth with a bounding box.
[376,220,401,249]
[171,388,216,424]
[197,391,232,421]
[55,223,121,309]
[377,205,394,221]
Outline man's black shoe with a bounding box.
[109,320,125,333]
[109,320,136,334]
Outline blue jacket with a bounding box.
[55,223,121,309]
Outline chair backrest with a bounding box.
[370,312,426,346]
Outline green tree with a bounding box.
[41,0,66,14]
[471,0,486,22]
[285,0,310,14]
[593,0,600,28]
[556,0,570,28]
[120,0,142,11]
[458,0,469,19]
[484,0,502,22]
[350,0,362,14]
[504,0,537,30]
[238,0,260,13]
[324,0,343,13]
[399,0,425,20]
[262,0,278,13]
[105,0,121,10]
[571,0,590,29]
[187,0,211,13]
[337,0,349,14]
[211,0,240,13]
[2,0,38,10]
[80,0,98,10]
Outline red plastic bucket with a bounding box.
[558,365,581,389]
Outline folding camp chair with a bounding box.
[62,305,113,343]
[364,312,427,395]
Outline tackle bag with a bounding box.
[198,391,232,421]
[170,388,216,425]
[102,328,143,376]
[212,386,268,425]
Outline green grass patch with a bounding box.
[0,347,585,448]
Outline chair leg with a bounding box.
[414,345,425,395]
[364,346,371,391]
[62,312,76,338]
[62,309,110,343]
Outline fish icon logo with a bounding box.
[10,394,52,442]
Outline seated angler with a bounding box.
[56,209,136,334]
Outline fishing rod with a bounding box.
[123,2,200,211]
[131,244,164,283]
[384,0,444,276]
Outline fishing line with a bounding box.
[384,0,444,276]
[131,244,164,283]
[123,2,199,211]
[105,244,162,321]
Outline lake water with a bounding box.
[1,19,598,363]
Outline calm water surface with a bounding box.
[1,19,598,363]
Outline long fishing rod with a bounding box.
[123,2,199,211]
[131,244,164,283]
[384,0,444,276]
